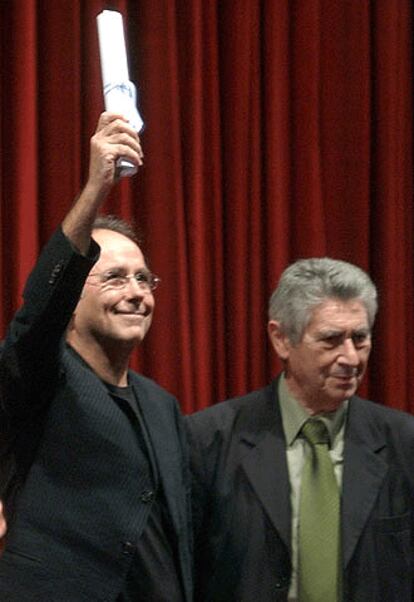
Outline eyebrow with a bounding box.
[102,266,150,274]
[315,327,370,339]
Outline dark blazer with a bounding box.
[0,228,192,602]
[186,380,414,602]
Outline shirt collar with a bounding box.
[278,373,348,447]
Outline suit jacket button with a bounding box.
[140,490,155,503]
[275,575,289,589]
[122,541,136,555]
[53,261,64,272]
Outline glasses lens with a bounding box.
[150,275,160,290]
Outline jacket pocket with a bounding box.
[375,512,411,533]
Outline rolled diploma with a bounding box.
[97,10,144,177]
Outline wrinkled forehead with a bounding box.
[92,228,147,270]
[307,297,370,332]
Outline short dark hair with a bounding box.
[92,215,141,244]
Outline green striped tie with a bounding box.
[298,419,341,602]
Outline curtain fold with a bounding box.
[1,0,413,413]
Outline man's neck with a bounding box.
[66,335,131,386]
[283,375,343,416]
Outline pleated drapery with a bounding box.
[1,1,413,413]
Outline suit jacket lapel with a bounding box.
[239,381,292,552]
[130,377,192,602]
[342,397,388,567]
[130,378,185,533]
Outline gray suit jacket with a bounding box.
[186,380,414,601]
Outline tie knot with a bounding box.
[301,419,330,446]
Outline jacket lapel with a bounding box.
[341,397,388,567]
[130,378,186,533]
[239,382,292,552]
[130,376,192,602]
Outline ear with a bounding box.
[267,320,291,361]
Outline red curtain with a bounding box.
[0,0,413,414]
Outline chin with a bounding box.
[330,388,356,404]
[331,377,359,394]
[112,328,149,345]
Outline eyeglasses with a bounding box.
[87,270,161,293]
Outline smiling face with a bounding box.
[268,298,372,413]
[68,229,154,355]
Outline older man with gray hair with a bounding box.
[186,257,414,602]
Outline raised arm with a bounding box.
[0,112,143,422]
[62,112,143,253]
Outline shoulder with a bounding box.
[129,371,179,407]
[348,395,414,444]
[185,382,276,438]
[350,395,414,424]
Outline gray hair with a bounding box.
[268,257,378,344]
[92,215,141,244]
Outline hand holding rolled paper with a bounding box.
[97,10,144,177]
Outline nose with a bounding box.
[338,338,359,366]
[124,276,146,298]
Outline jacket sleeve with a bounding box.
[0,227,99,430]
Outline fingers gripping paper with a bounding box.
[97,10,144,177]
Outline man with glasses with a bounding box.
[0,112,192,601]
[186,258,414,602]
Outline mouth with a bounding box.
[114,308,148,317]
[332,368,358,379]
[334,374,356,380]
[331,374,359,390]
[113,310,148,322]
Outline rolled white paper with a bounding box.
[97,10,129,85]
[97,10,144,177]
